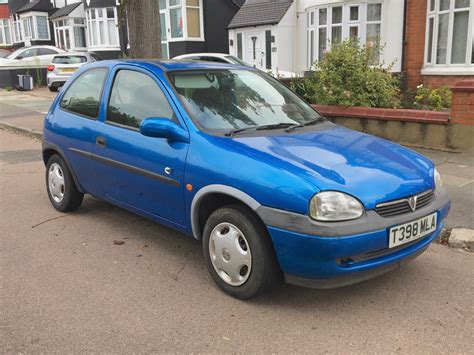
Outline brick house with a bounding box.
[228,0,473,88]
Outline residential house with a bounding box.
[227,0,473,88]
[2,0,242,59]
[0,0,12,46]
[6,0,54,47]
[159,0,243,58]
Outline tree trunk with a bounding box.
[125,0,162,59]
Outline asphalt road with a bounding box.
[1,129,473,353]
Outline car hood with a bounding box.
[226,123,434,209]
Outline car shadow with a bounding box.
[77,195,426,307]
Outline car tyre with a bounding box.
[48,86,58,92]
[46,154,83,212]
[202,204,281,299]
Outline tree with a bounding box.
[120,0,162,59]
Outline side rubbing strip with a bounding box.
[69,148,180,186]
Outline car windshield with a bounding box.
[225,55,248,66]
[53,55,87,64]
[169,69,323,132]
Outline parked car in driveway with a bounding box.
[42,60,450,299]
[173,52,297,78]
[47,52,102,92]
[0,46,65,67]
[173,52,249,66]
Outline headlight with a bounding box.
[434,167,443,189]
[309,191,364,221]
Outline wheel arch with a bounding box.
[191,185,263,240]
[42,142,84,193]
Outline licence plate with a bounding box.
[61,68,76,73]
[389,213,437,248]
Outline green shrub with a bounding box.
[413,84,451,111]
[292,39,400,108]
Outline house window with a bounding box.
[237,32,243,59]
[12,14,22,43]
[159,0,204,41]
[0,19,12,45]
[425,0,473,67]
[54,18,87,51]
[20,14,51,41]
[306,2,383,68]
[86,7,119,49]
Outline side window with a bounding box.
[37,48,58,56]
[200,56,228,63]
[107,70,174,129]
[60,68,108,119]
[19,48,37,58]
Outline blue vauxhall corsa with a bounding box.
[43,60,451,299]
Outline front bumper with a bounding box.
[262,191,451,288]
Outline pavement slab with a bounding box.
[1,128,473,353]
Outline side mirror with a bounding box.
[140,117,189,143]
[15,56,23,60]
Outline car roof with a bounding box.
[174,53,231,59]
[53,52,91,57]
[100,59,250,72]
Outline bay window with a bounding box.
[307,2,382,68]
[86,7,119,49]
[424,0,473,69]
[159,0,204,42]
[53,18,87,51]
[0,18,11,45]
[19,13,51,41]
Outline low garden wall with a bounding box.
[0,67,47,89]
[311,79,474,153]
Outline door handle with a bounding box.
[96,136,107,148]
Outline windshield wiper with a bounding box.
[225,122,296,137]
[284,118,324,132]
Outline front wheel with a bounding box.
[202,204,281,299]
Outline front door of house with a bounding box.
[245,32,265,70]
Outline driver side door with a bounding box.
[92,66,189,227]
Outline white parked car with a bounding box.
[173,52,250,66]
[172,52,298,78]
[47,52,102,92]
[0,46,65,67]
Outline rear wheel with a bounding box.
[46,154,83,212]
[48,86,58,92]
[202,204,281,299]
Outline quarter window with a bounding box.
[60,68,108,119]
[425,0,473,67]
[107,70,174,129]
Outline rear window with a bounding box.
[53,55,87,64]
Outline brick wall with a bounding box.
[423,75,473,89]
[451,79,474,125]
[0,4,10,19]
[403,1,471,90]
[403,0,427,90]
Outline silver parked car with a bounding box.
[47,52,102,92]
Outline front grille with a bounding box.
[375,189,434,217]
